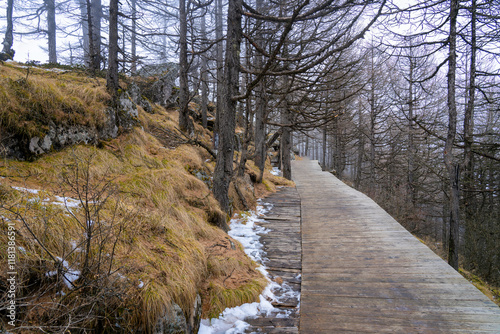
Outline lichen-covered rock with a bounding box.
[139,63,179,108]
[28,125,98,156]
[153,303,188,334]
[129,82,154,114]
[117,91,139,130]
[187,294,202,334]
[99,108,119,139]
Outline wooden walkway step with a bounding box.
[244,187,302,333]
[292,158,500,333]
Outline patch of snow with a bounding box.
[46,256,80,289]
[270,167,281,176]
[199,202,300,333]
[70,240,82,252]
[12,186,39,194]
[53,195,81,208]
[138,279,144,288]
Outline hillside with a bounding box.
[0,62,292,332]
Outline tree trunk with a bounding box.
[178,0,193,133]
[445,0,460,270]
[463,0,477,271]
[200,13,208,128]
[281,103,292,180]
[408,54,416,205]
[369,47,376,191]
[238,88,252,178]
[90,0,102,71]
[214,0,223,149]
[106,0,119,97]
[46,0,57,63]
[253,0,266,183]
[213,0,242,213]
[305,134,309,157]
[77,0,90,65]
[1,0,14,56]
[131,0,137,74]
[85,0,101,73]
[322,125,327,171]
[355,101,364,189]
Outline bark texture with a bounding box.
[106,0,119,96]
[445,0,460,270]
[213,0,242,213]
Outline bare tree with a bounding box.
[178,0,194,133]
[1,0,15,59]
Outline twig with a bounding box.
[223,268,236,288]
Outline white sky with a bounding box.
[0,0,62,62]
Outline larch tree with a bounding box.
[106,0,119,96]
[1,0,14,58]
[45,0,57,63]
[178,0,193,133]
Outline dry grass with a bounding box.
[0,62,109,139]
[459,269,500,307]
[0,101,290,332]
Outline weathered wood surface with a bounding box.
[244,187,302,333]
[292,158,500,333]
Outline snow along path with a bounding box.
[199,187,302,334]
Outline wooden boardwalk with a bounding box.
[245,187,302,333]
[292,158,500,333]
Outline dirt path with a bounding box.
[292,157,500,333]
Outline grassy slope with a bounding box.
[0,63,109,139]
[0,62,293,331]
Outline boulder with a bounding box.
[139,63,179,108]
[129,82,154,114]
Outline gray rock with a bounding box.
[41,134,52,151]
[129,82,154,114]
[140,98,154,114]
[141,64,179,108]
[153,303,187,334]
[187,294,202,334]
[28,125,100,156]
[117,91,139,130]
[137,62,179,78]
[100,108,119,139]
[29,137,44,155]
[119,92,139,119]
[129,82,142,105]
